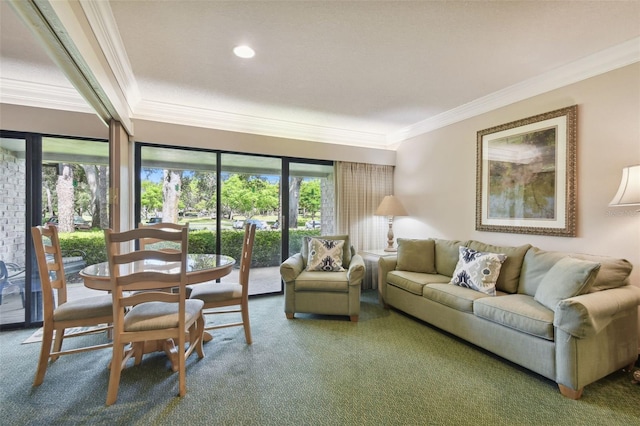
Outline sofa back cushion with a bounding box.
[434,239,469,276]
[533,257,601,311]
[302,235,351,268]
[396,239,436,274]
[467,241,531,294]
[519,247,633,296]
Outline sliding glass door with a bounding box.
[0,136,27,327]
[286,161,336,256]
[220,153,282,295]
[0,134,109,328]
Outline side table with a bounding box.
[359,249,397,290]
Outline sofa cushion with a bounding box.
[518,247,565,296]
[467,241,531,294]
[534,257,600,312]
[423,283,493,313]
[306,238,345,272]
[396,238,436,274]
[569,253,632,293]
[450,247,507,296]
[474,295,555,341]
[434,239,469,276]
[302,235,351,268]
[294,271,349,292]
[519,247,632,296]
[387,271,449,296]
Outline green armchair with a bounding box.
[280,235,365,322]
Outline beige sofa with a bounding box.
[378,238,640,399]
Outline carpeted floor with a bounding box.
[0,290,638,425]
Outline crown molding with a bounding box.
[79,0,140,111]
[0,78,94,114]
[387,37,640,145]
[134,99,389,148]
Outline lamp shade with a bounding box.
[609,165,640,206]
[375,195,408,217]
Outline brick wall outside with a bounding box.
[0,147,27,266]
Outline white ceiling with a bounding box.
[1,1,639,149]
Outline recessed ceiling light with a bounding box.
[233,45,255,59]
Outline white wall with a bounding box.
[393,63,640,346]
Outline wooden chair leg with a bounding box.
[50,327,65,362]
[190,316,205,359]
[132,342,144,366]
[106,342,125,406]
[241,301,252,344]
[178,335,187,397]
[33,324,54,386]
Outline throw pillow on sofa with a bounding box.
[396,239,436,274]
[306,238,345,272]
[467,241,531,294]
[534,256,600,311]
[450,247,507,296]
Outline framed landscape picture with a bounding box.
[476,105,577,237]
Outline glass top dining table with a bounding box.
[80,254,236,291]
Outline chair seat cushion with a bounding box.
[294,271,349,292]
[53,294,113,321]
[189,282,242,303]
[124,299,204,332]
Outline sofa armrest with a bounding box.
[377,256,398,302]
[347,254,365,286]
[280,253,304,283]
[378,256,397,281]
[554,285,640,338]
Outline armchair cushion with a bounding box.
[306,238,345,272]
[302,235,351,268]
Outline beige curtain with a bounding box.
[336,161,394,256]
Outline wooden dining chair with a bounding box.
[104,225,205,405]
[30,225,113,387]
[189,223,256,344]
[138,221,186,252]
[130,221,190,366]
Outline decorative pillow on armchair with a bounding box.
[450,247,507,296]
[306,238,345,272]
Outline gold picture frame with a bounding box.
[476,105,577,237]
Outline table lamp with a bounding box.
[375,195,408,252]
[609,165,640,210]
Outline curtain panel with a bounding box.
[336,162,394,288]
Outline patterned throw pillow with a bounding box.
[306,238,345,272]
[450,247,507,296]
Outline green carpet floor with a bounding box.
[1,290,638,425]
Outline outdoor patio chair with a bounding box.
[0,260,25,308]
